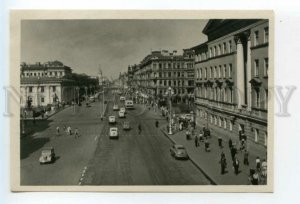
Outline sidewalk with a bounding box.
[161,125,267,185]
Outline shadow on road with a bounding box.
[21,119,53,159]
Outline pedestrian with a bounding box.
[220,152,227,175]
[56,126,60,136]
[204,139,210,152]
[199,132,204,142]
[252,170,260,185]
[218,136,223,148]
[232,157,240,175]
[230,146,237,161]
[243,150,249,165]
[256,156,261,172]
[261,159,267,177]
[228,138,233,149]
[138,124,142,134]
[194,134,199,147]
[74,128,79,139]
[155,120,159,128]
[68,126,72,135]
[240,138,246,150]
[186,130,190,140]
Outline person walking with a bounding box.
[155,120,159,128]
[252,170,260,185]
[74,128,79,139]
[243,150,249,165]
[204,139,210,152]
[56,126,60,136]
[256,156,261,172]
[138,124,142,134]
[218,136,223,148]
[67,126,72,135]
[228,138,233,149]
[194,134,199,147]
[230,146,237,161]
[261,159,267,177]
[233,157,240,175]
[220,152,227,175]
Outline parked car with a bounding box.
[123,121,130,130]
[109,127,119,139]
[39,147,56,164]
[170,144,189,160]
[118,110,125,118]
[113,104,119,111]
[108,115,116,124]
[120,96,125,101]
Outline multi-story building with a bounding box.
[20,61,76,108]
[192,19,269,147]
[129,49,195,105]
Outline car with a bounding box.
[120,96,125,101]
[109,127,119,139]
[120,107,126,113]
[118,110,125,118]
[113,104,119,111]
[39,147,56,164]
[170,144,189,160]
[123,121,130,130]
[108,115,116,124]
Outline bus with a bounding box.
[125,100,134,109]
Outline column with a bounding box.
[246,32,252,111]
[235,35,245,109]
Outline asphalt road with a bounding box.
[21,98,107,185]
[82,96,210,185]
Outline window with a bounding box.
[229,121,233,131]
[254,128,259,143]
[254,59,259,77]
[41,97,44,103]
[218,44,221,55]
[204,68,207,78]
[223,42,227,54]
[164,81,166,86]
[200,68,202,79]
[214,116,217,125]
[199,54,202,62]
[256,89,260,108]
[223,64,227,78]
[210,48,213,58]
[218,66,222,78]
[264,132,267,146]
[214,66,217,78]
[219,117,222,127]
[168,81,171,86]
[214,46,217,57]
[210,115,213,124]
[229,64,232,78]
[264,27,269,43]
[159,63,162,69]
[210,67,213,78]
[264,58,269,76]
[230,88,233,103]
[224,119,227,129]
[40,86,44,93]
[264,89,268,109]
[254,31,259,46]
[29,86,33,93]
[52,86,56,92]
[228,40,232,53]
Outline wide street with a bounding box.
[21,97,106,185]
[82,95,210,185]
[21,91,210,185]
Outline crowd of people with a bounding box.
[56,125,80,139]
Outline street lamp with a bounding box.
[166,87,174,135]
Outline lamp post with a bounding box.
[166,87,174,135]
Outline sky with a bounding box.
[21,19,208,79]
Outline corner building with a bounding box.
[192,20,269,147]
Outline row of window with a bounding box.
[159,88,187,95]
[196,64,233,79]
[152,62,194,69]
[27,86,56,93]
[197,110,267,145]
[23,71,65,77]
[253,27,269,46]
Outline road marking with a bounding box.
[78,166,88,185]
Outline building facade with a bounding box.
[129,49,195,104]
[20,61,76,108]
[192,20,269,147]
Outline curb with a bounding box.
[160,129,217,185]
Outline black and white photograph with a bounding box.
[9,10,273,192]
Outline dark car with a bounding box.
[170,144,189,160]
